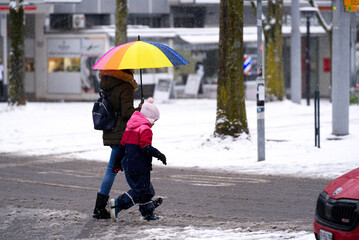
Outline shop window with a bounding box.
[48,57,80,72]
[64,57,80,72]
[48,58,64,72]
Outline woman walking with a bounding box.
[92,69,140,219]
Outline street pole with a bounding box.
[314,90,320,147]
[305,15,320,148]
[315,24,320,148]
[305,16,311,106]
[332,0,350,135]
[290,0,301,104]
[256,0,265,161]
[301,7,320,147]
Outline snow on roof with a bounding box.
[89,25,327,45]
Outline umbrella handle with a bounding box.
[140,69,144,104]
[138,35,144,104]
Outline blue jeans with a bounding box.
[99,145,119,196]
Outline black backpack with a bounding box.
[92,84,121,130]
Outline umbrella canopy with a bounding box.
[92,40,189,70]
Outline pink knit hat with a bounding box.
[141,100,160,124]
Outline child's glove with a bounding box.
[142,145,167,165]
[158,153,167,165]
[112,160,123,173]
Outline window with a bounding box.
[48,57,80,72]
[128,14,169,28]
[172,7,205,28]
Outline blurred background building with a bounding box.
[0,0,349,101]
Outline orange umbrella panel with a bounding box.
[92,41,189,70]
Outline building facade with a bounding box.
[0,0,347,101]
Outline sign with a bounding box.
[82,37,105,56]
[319,229,333,240]
[0,6,37,11]
[184,74,202,95]
[257,83,265,101]
[346,5,358,11]
[153,79,175,101]
[48,38,81,57]
[243,54,252,76]
[344,0,359,6]
[323,58,331,72]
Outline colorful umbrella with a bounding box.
[92,36,189,102]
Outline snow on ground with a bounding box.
[0,205,313,240]
[1,98,358,239]
[116,227,312,240]
[1,99,358,180]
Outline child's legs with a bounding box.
[115,173,144,210]
[99,145,119,195]
[116,192,136,210]
[126,171,155,203]
[116,172,155,216]
[127,172,156,217]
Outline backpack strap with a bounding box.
[100,82,122,117]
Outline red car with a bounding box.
[314,168,359,240]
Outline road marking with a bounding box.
[0,158,75,168]
[165,174,270,187]
[0,175,97,191]
[37,170,94,178]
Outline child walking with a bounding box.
[110,100,167,221]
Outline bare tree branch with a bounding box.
[308,0,332,34]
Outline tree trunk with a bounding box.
[264,0,285,101]
[215,0,248,137]
[9,0,26,106]
[115,0,128,46]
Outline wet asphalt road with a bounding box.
[0,154,330,239]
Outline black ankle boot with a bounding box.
[153,198,163,208]
[93,192,111,219]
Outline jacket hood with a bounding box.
[324,168,359,199]
[126,111,152,130]
[99,70,138,90]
